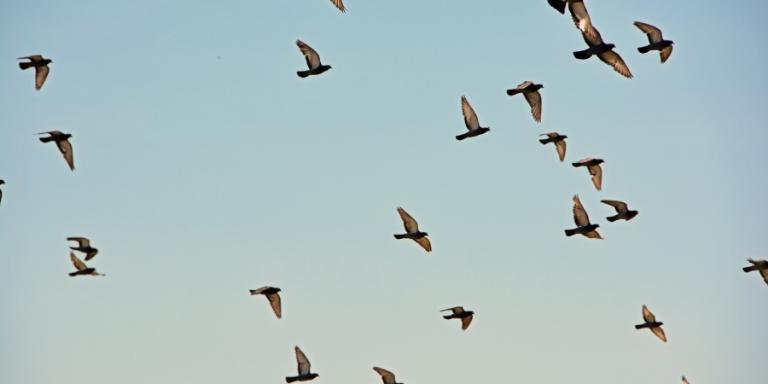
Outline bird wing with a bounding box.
[660,45,673,63]
[555,140,566,162]
[682,376,690,384]
[67,237,90,247]
[651,326,667,342]
[574,157,591,166]
[36,130,62,136]
[35,65,50,90]
[588,164,603,191]
[461,314,473,330]
[634,21,663,43]
[18,55,43,61]
[601,200,627,213]
[523,90,542,123]
[442,306,464,314]
[84,249,99,261]
[569,1,598,42]
[56,139,75,171]
[295,346,311,375]
[572,195,590,227]
[373,367,397,384]
[597,50,633,79]
[547,0,566,14]
[461,96,480,131]
[642,305,656,323]
[414,237,432,252]
[330,0,346,12]
[581,25,604,46]
[517,80,533,90]
[70,252,88,271]
[250,286,270,295]
[396,207,420,233]
[266,292,282,319]
[584,229,603,239]
[296,40,321,70]
[760,269,768,286]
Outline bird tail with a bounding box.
[19,62,33,70]
[296,70,311,78]
[606,215,619,222]
[634,324,648,330]
[743,266,758,272]
[68,272,79,277]
[637,45,652,54]
[506,89,522,96]
[39,136,54,143]
[539,138,551,145]
[394,234,408,239]
[286,377,299,383]
[564,228,579,237]
[443,315,453,320]
[573,49,592,60]
[455,133,469,141]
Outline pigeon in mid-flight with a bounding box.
[394,207,432,252]
[18,55,52,90]
[506,81,543,122]
[567,0,598,41]
[67,237,99,261]
[249,286,282,319]
[635,305,667,342]
[373,367,403,384]
[742,259,768,286]
[0,180,4,206]
[539,132,567,162]
[572,157,604,191]
[69,252,104,277]
[441,306,475,331]
[634,21,674,63]
[564,195,602,239]
[286,346,319,383]
[296,40,332,78]
[330,0,346,12]
[37,131,75,171]
[547,0,566,14]
[601,200,638,222]
[456,96,490,141]
[573,27,633,79]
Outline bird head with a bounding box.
[607,43,616,50]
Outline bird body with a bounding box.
[286,346,318,383]
[507,81,544,122]
[565,195,602,239]
[37,131,75,171]
[441,306,475,330]
[18,55,52,90]
[539,132,567,161]
[296,40,331,78]
[394,207,432,252]
[69,252,104,277]
[249,286,283,318]
[635,305,667,342]
[634,21,674,63]
[456,96,490,141]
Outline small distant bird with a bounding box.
[37,131,75,171]
[441,306,475,331]
[682,376,690,384]
[573,27,633,79]
[634,305,667,342]
[564,194,602,239]
[547,0,566,14]
[0,179,4,206]
[567,0,598,41]
[601,200,638,222]
[456,96,490,141]
[394,207,432,252]
[572,157,604,191]
[373,367,403,384]
[634,21,674,63]
[296,40,332,78]
[742,259,768,286]
[249,286,282,319]
[67,237,99,261]
[539,132,567,162]
[506,81,543,122]
[69,252,104,277]
[330,0,346,12]
[286,346,319,383]
[18,55,52,90]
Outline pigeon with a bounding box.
[573,27,633,79]
[37,131,75,171]
[547,0,566,14]
[564,194,602,239]
[456,96,490,141]
[441,306,475,331]
[249,286,282,319]
[506,81,543,122]
[539,132,567,162]
[373,367,403,384]
[634,305,667,342]
[567,0,598,41]
[18,55,52,90]
[286,346,319,383]
[330,0,346,12]
[742,259,768,286]
[601,200,638,222]
[0,180,4,206]
[393,207,432,252]
[69,252,104,277]
[682,376,690,384]
[67,237,99,261]
[296,40,332,78]
[572,157,604,191]
[634,21,674,63]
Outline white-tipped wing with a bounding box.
[295,346,311,375]
[373,367,397,384]
[396,207,420,233]
[296,40,322,70]
[634,21,664,43]
[461,96,480,131]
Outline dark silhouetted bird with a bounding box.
[539,132,567,162]
[373,367,403,384]
[393,207,432,252]
[18,55,52,90]
[456,96,490,141]
[573,27,633,79]
[37,131,75,171]
[547,0,566,14]
[249,286,282,319]
[567,0,598,41]
[507,81,543,122]
[441,306,475,331]
[67,237,99,261]
[601,200,638,222]
[296,40,331,78]
[742,259,768,286]
[330,0,346,12]
[0,180,4,206]
[572,157,604,191]
[69,252,104,277]
[635,305,667,342]
[634,21,674,63]
[564,195,602,239]
[286,346,319,383]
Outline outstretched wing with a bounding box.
[461,314,474,330]
[660,45,673,63]
[569,0,598,41]
[598,50,633,79]
[330,0,346,13]
[441,306,464,314]
[18,55,44,61]
[461,96,480,131]
[601,200,628,213]
[555,140,566,162]
[572,195,590,227]
[57,139,75,171]
[588,164,603,191]
[70,252,88,271]
[651,326,668,342]
[642,305,657,323]
[266,293,282,319]
[296,40,321,70]
[414,237,432,253]
[634,21,663,43]
[35,65,50,90]
[373,367,397,384]
[67,237,90,248]
[295,346,311,375]
[523,91,542,122]
[397,207,420,233]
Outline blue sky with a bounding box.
[1,1,767,383]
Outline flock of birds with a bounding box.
[6,1,767,383]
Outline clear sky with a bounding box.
[1,1,767,383]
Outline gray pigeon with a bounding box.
[67,237,99,261]
[601,200,638,222]
[564,194,602,239]
[393,207,432,252]
[456,96,490,141]
[18,55,52,90]
[742,259,768,286]
[539,132,567,162]
[37,131,75,171]
[635,21,674,63]
[373,367,403,384]
[441,306,475,331]
[0,180,4,206]
[567,0,598,41]
[69,252,104,277]
[573,27,633,79]
[506,81,543,122]
[296,40,332,78]
[286,346,319,383]
[249,286,282,319]
[547,0,566,14]
[572,157,604,191]
[330,0,346,12]
[634,305,667,342]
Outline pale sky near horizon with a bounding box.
[1,1,767,383]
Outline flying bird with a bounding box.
[456,96,490,141]
[330,0,346,12]
[573,27,633,79]
[37,131,75,171]
[567,0,598,41]
[0,180,4,206]
[634,21,674,63]
[572,157,604,191]
[601,200,638,222]
[393,207,432,252]
[296,40,332,78]
[539,132,567,162]
[547,0,566,14]
[249,286,282,319]
[286,346,319,383]
[564,195,602,239]
[67,237,99,261]
[441,306,475,331]
[373,367,403,384]
[69,252,104,277]
[506,81,543,122]
[742,259,768,286]
[634,305,667,342]
[18,55,52,90]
